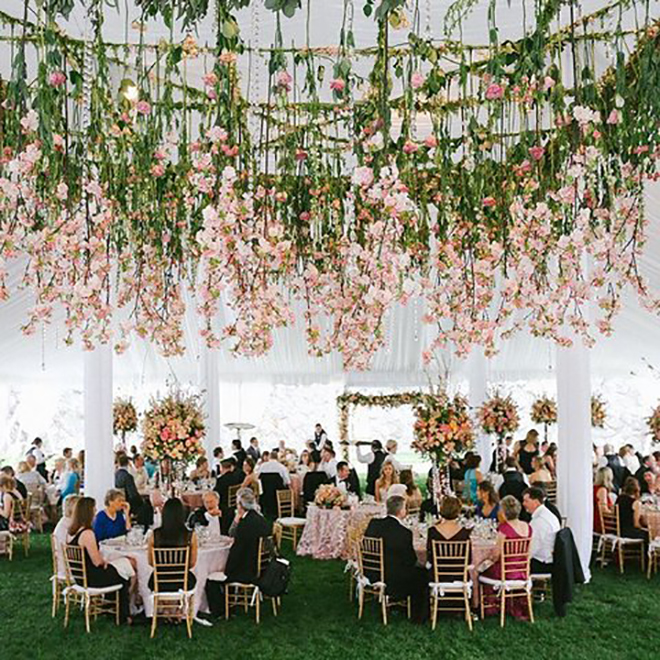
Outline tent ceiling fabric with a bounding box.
[0,1,659,384]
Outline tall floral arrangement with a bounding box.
[648,405,660,443]
[591,395,607,429]
[530,395,557,442]
[479,393,520,471]
[113,398,138,441]
[142,392,206,463]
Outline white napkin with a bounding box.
[109,556,136,580]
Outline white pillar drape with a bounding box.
[84,344,114,507]
[200,344,220,458]
[556,340,593,581]
[468,349,490,469]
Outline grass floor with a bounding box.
[0,534,658,660]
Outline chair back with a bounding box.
[228,485,241,510]
[152,546,191,593]
[260,474,285,518]
[545,482,557,505]
[600,504,620,537]
[358,536,384,583]
[276,489,294,518]
[12,495,31,522]
[257,535,275,578]
[64,544,88,588]
[50,535,61,577]
[302,472,330,505]
[501,537,531,582]
[430,539,470,583]
[26,483,45,506]
[647,511,660,541]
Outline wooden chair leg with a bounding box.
[381,595,388,626]
[431,595,438,631]
[619,545,624,574]
[150,604,158,639]
[479,588,485,621]
[499,591,505,628]
[52,582,58,618]
[186,600,193,639]
[256,593,260,625]
[464,592,473,631]
[64,594,71,628]
[640,545,645,572]
[84,597,91,634]
[527,591,535,624]
[406,596,411,620]
[225,587,230,620]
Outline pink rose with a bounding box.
[606,109,619,125]
[485,83,504,100]
[151,163,165,177]
[330,78,345,93]
[403,141,418,154]
[136,100,151,115]
[49,71,66,87]
[529,146,545,161]
[411,72,425,90]
[203,72,218,87]
[424,135,438,148]
[482,196,497,207]
[277,71,292,92]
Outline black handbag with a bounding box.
[258,557,292,597]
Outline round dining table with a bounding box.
[101,535,233,617]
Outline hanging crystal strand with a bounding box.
[250,0,262,162]
[424,0,432,39]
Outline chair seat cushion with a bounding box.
[152,590,195,599]
[479,576,530,590]
[66,584,122,596]
[277,517,306,526]
[428,580,472,592]
[531,573,552,580]
[207,572,227,582]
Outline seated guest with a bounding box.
[297,450,311,476]
[93,489,131,543]
[463,453,483,505]
[481,495,533,620]
[527,482,562,524]
[0,475,18,531]
[476,481,500,521]
[529,457,553,485]
[498,457,527,502]
[190,457,212,483]
[617,477,649,544]
[148,498,198,591]
[63,447,73,460]
[374,460,399,504]
[399,469,422,512]
[356,440,388,497]
[187,491,222,537]
[320,446,338,481]
[68,497,131,623]
[232,440,247,471]
[336,461,361,497]
[364,495,428,623]
[593,466,615,534]
[53,494,81,571]
[51,458,67,488]
[59,458,81,502]
[543,444,557,476]
[225,488,272,584]
[256,451,291,487]
[523,487,560,574]
[211,447,225,477]
[427,496,471,555]
[19,456,48,490]
[130,455,150,495]
[246,437,260,463]
[241,458,260,496]
[302,451,330,505]
[1,466,27,499]
[115,453,152,527]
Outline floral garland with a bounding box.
[142,392,206,463]
[113,398,138,437]
[591,395,607,429]
[647,405,660,443]
[412,394,474,467]
[478,393,520,439]
[314,484,347,510]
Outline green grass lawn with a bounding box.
[0,534,658,660]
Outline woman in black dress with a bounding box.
[517,430,540,475]
[148,498,198,592]
[68,497,131,623]
[427,496,471,579]
[617,477,649,545]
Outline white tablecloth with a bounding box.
[101,536,233,617]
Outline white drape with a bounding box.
[199,344,221,458]
[556,341,593,581]
[84,344,114,507]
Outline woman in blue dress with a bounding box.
[475,480,500,520]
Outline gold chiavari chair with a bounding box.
[598,505,645,574]
[228,485,241,510]
[479,537,534,628]
[357,536,411,625]
[150,546,195,638]
[225,536,278,623]
[50,535,67,617]
[63,544,122,633]
[544,481,557,505]
[429,539,473,631]
[646,512,660,579]
[275,489,306,551]
[12,495,31,556]
[0,530,13,561]
[27,484,46,533]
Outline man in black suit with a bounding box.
[604,444,628,493]
[357,440,387,497]
[115,453,152,526]
[214,459,244,533]
[232,440,247,471]
[364,496,428,622]
[225,487,272,584]
[335,461,361,498]
[246,437,260,463]
[498,457,527,503]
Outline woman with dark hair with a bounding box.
[616,477,649,544]
[241,457,260,496]
[463,454,483,504]
[147,498,198,591]
[67,497,131,623]
[476,481,500,521]
[518,430,540,475]
[399,469,423,512]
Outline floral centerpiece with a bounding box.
[314,484,347,509]
[142,392,206,466]
[412,393,474,501]
[478,393,520,471]
[647,405,660,443]
[530,395,557,442]
[113,398,138,444]
[591,395,607,429]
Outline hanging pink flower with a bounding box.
[203,72,218,87]
[277,71,292,92]
[482,196,497,207]
[352,166,374,187]
[607,109,620,125]
[529,146,545,161]
[136,100,151,115]
[485,83,504,100]
[424,135,438,148]
[330,78,345,93]
[49,71,66,87]
[411,72,425,90]
[403,141,418,154]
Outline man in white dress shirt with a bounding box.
[523,486,560,574]
[129,455,150,495]
[187,491,222,538]
[257,450,291,486]
[321,446,338,480]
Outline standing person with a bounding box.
[246,437,261,463]
[115,454,152,527]
[232,440,247,471]
[357,440,387,498]
[211,447,224,478]
[518,430,540,476]
[313,424,328,452]
[27,438,48,480]
[463,454,484,505]
[385,440,405,472]
[603,444,627,493]
[321,446,338,481]
[130,455,150,495]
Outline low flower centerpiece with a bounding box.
[314,484,347,509]
[478,393,520,472]
[530,395,557,442]
[591,395,607,428]
[648,405,660,444]
[142,391,206,493]
[412,393,474,505]
[113,397,138,447]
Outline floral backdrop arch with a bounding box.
[0,1,659,369]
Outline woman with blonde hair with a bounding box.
[529,456,552,484]
[593,466,614,534]
[374,460,398,503]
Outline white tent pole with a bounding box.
[468,348,490,468]
[84,344,114,507]
[200,343,220,459]
[556,340,593,581]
